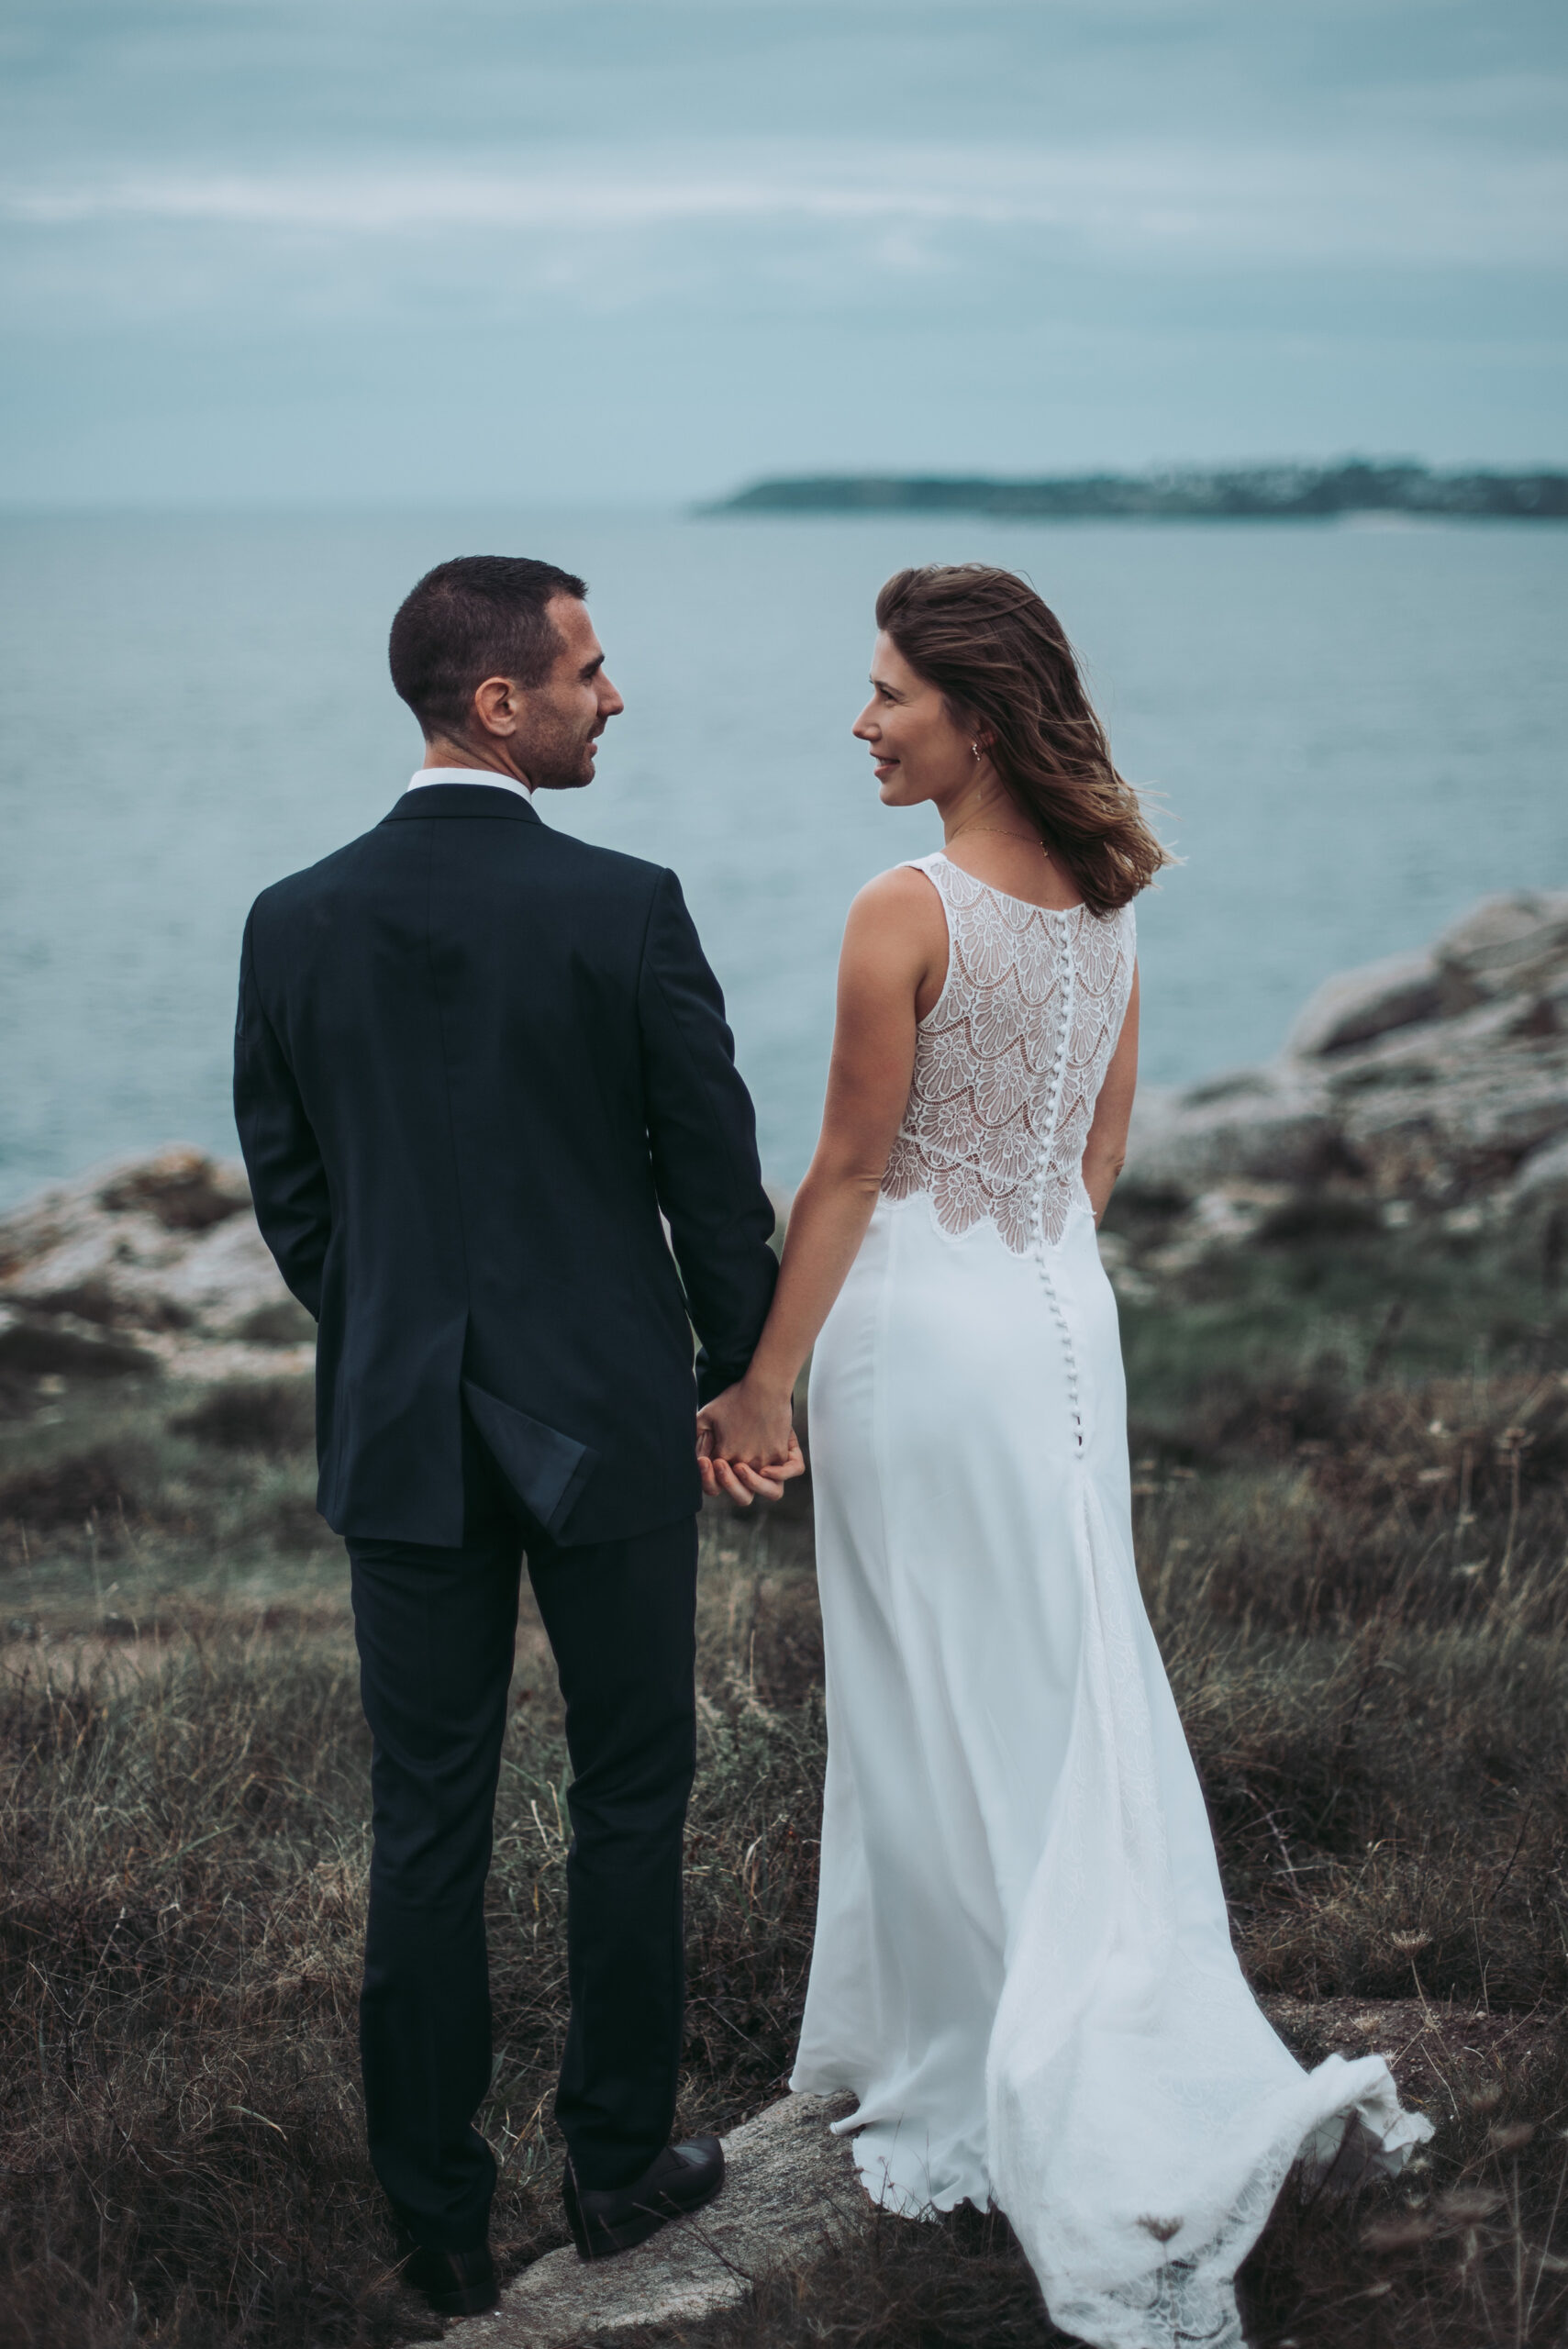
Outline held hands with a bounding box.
[696,1376,806,1508]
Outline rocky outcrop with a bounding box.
[1282,948,1443,1060]
[0,1146,311,1382]
[1122,893,1568,1240]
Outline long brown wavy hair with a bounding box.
[874,563,1171,915]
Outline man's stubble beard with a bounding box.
[522,717,599,793]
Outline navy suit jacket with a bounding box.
[234,783,778,1548]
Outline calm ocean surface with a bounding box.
[3,510,1565,1208]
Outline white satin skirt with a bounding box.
[791,1191,1429,2349]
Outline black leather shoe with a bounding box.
[562,2136,725,2261]
[396,2238,498,2317]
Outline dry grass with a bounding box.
[1,1210,1565,2345]
[0,1506,823,2349]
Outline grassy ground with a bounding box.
[1,1211,1565,2347]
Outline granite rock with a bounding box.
[1122,890,1568,1217]
[1122,1069,1339,1195]
[1284,948,1442,1059]
[1433,888,1568,1008]
[0,1147,308,1379]
[1508,1130,1568,1229]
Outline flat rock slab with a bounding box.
[453,2092,863,2348]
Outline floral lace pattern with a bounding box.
[882,856,1136,1252]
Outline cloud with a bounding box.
[7,139,1565,269]
[3,5,1562,495]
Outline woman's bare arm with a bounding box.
[697,867,945,1493]
[1082,963,1139,1223]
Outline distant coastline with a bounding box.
[702,461,1568,522]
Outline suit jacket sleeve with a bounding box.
[637,869,778,1401]
[233,907,332,1319]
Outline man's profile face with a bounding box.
[516,596,625,791]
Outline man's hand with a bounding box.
[696,1377,806,1508]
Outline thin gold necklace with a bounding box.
[948,821,1051,862]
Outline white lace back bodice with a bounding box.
[882,853,1137,1252]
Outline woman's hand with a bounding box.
[696,1378,806,1508]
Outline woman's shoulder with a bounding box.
[851,858,947,918]
[840,861,950,973]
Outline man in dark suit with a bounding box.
[234,556,798,2316]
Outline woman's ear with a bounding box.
[957,695,990,748]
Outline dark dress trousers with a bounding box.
[234,782,777,2249]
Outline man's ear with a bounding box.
[471,674,518,739]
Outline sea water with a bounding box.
[2,509,1565,1206]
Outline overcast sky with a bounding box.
[3,0,1564,505]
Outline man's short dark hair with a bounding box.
[388,555,589,738]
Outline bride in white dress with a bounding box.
[697,565,1430,2349]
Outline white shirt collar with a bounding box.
[405,765,533,803]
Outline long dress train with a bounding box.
[790,853,1430,2349]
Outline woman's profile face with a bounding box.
[852,630,976,810]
